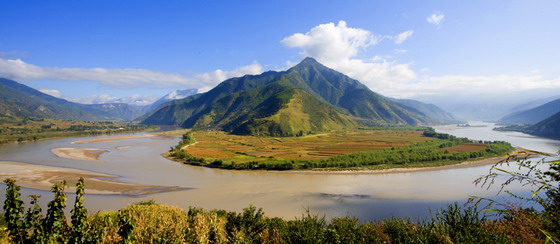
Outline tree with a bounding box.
[71,178,88,244]
[2,178,25,242]
[44,181,69,242]
[24,194,45,243]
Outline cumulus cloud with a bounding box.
[281,20,560,99]
[38,88,61,98]
[282,21,417,92]
[394,30,413,44]
[281,21,379,63]
[0,58,263,90]
[427,13,445,27]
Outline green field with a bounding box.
[169,128,513,170]
[187,130,432,162]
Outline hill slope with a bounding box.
[525,112,560,139]
[498,98,560,125]
[142,58,443,135]
[142,89,197,113]
[0,78,142,121]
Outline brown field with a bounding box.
[186,130,434,163]
[439,143,488,152]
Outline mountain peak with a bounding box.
[296,57,322,67]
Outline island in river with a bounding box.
[166,128,515,171]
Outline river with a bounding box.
[1,122,558,221]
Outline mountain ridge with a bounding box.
[498,98,560,125]
[0,78,143,121]
[141,58,447,136]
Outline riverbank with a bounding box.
[0,161,187,195]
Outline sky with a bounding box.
[1,0,559,106]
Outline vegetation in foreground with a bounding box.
[1,155,559,243]
[0,117,157,144]
[168,128,513,170]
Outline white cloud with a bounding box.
[281,21,379,63]
[394,30,413,44]
[68,94,159,105]
[281,20,560,100]
[394,49,408,54]
[38,88,61,98]
[0,58,263,90]
[386,75,560,98]
[282,21,417,92]
[427,13,445,27]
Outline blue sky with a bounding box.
[1,0,559,105]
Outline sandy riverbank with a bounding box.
[0,161,187,196]
[51,147,108,161]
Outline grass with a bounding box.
[186,129,434,163]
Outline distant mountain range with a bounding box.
[141,58,455,136]
[142,89,197,113]
[0,78,144,121]
[498,98,560,125]
[525,111,560,139]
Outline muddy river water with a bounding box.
[1,122,559,221]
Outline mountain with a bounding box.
[0,78,142,121]
[142,89,197,113]
[82,103,144,121]
[498,98,560,125]
[389,98,458,124]
[525,112,560,139]
[141,58,442,136]
[506,95,560,114]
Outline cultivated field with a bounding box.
[186,129,435,163]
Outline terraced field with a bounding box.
[186,130,434,163]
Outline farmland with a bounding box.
[168,128,513,170]
[185,129,432,163]
[0,117,156,144]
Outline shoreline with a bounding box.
[167,148,543,175]
[0,161,187,196]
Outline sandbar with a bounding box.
[51,147,108,161]
[0,161,187,196]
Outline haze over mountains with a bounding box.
[0,78,195,121]
[498,98,560,125]
[141,58,455,136]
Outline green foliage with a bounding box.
[285,210,328,243]
[2,178,24,242]
[24,195,45,243]
[3,177,558,243]
[44,181,69,242]
[71,178,88,244]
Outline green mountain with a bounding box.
[525,112,560,139]
[0,78,143,121]
[498,98,560,125]
[141,58,442,136]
